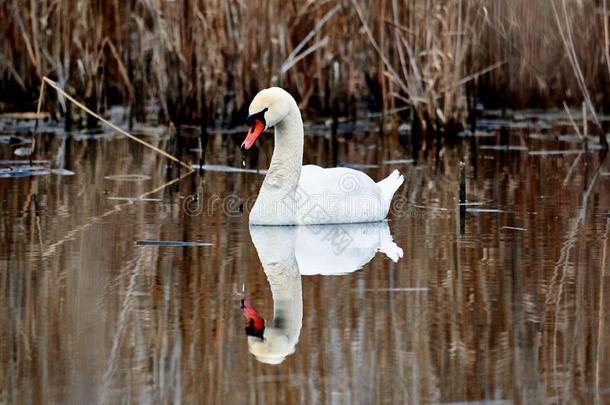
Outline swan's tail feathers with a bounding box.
[378,170,405,213]
[379,239,404,262]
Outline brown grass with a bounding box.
[1,0,609,127]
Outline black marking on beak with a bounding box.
[245,322,265,339]
[246,108,268,128]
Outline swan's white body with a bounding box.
[245,87,404,225]
[246,222,403,364]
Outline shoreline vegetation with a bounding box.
[1,1,610,144]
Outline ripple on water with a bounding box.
[479,145,528,151]
[104,174,151,182]
[191,164,267,174]
[136,240,212,247]
[51,168,75,176]
[13,147,33,156]
[0,159,50,165]
[0,166,50,178]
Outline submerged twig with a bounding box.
[42,169,195,259]
[562,151,583,188]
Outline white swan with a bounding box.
[243,222,403,364]
[242,87,405,225]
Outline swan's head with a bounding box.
[247,328,296,365]
[242,87,295,150]
[241,298,296,365]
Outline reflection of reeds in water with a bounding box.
[1,130,610,403]
[2,1,610,125]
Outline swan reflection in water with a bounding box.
[242,222,403,365]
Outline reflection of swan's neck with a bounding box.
[265,259,303,343]
[248,226,303,364]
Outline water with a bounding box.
[1,118,609,404]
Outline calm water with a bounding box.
[1,116,609,404]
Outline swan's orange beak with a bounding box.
[242,120,265,150]
[241,299,265,338]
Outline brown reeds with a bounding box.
[1,1,610,129]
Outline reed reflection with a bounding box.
[243,222,403,364]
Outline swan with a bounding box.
[242,87,405,225]
[242,222,403,364]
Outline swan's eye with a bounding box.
[247,107,268,128]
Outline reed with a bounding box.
[1,0,609,130]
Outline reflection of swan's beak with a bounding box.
[241,299,265,339]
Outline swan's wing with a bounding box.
[298,165,379,196]
[296,166,384,224]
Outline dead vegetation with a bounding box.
[1,0,609,133]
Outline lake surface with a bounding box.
[1,115,609,404]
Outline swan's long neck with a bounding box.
[266,260,303,342]
[262,104,304,194]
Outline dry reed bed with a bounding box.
[1,0,610,131]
